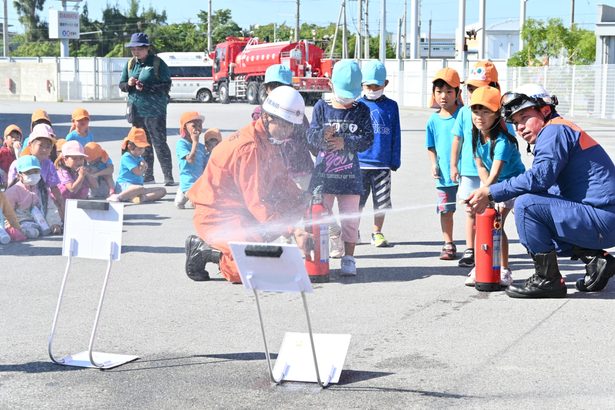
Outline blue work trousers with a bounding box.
[514,193,615,256]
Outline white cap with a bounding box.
[262,86,305,125]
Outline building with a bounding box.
[596,4,615,64]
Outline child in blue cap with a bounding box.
[307,59,374,276]
[357,60,401,248]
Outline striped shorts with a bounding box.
[359,169,392,210]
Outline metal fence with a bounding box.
[1,56,614,120]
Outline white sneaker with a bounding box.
[329,235,344,258]
[340,255,357,276]
[500,267,513,287]
[464,268,476,287]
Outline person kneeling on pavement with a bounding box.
[184,87,311,283]
[467,84,615,298]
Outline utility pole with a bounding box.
[342,0,348,58]
[295,0,300,42]
[356,0,362,59]
[379,0,386,63]
[570,0,575,28]
[330,0,344,59]
[478,0,485,59]
[3,0,8,57]
[364,0,370,59]
[403,0,407,58]
[457,0,466,84]
[409,0,418,59]
[207,0,212,53]
[428,18,432,58]
[519,0,527,51]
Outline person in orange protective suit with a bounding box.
[185,86,311,283]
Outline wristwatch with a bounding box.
[487,192,494,202]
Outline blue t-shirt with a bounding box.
[452,106,517,177]
[176,138,207,193]
[65,130,94,145]
[357,95,401,170]
[425,106,462,188]
[307,99,374,195]
[88,158,113,172]
[475,132,525,182]
[116,152,144,185]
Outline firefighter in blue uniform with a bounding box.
[467,84,615,298]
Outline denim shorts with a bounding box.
[436,186,458,214]
[458,175,481,201]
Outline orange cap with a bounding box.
[179,111,204,137]
[466,60,499,88]
[30,108,51,130]
[122,127,150,150]
[203,128,222,143]
[84,142,109,162]
[432,67,461,88]
[4,124,22,139]
[71,108,90,121]
[470,86,502,112]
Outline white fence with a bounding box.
[0,56,614,120]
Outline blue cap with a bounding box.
[361,60,387,86]
[16,155,41,173]
[331,60,362,99]
[125,33,150,48]
[264,64,292,85]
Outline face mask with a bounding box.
[333,94,356,106]
[22,173,41,186]
[364,89,384,100]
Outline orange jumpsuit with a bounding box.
[188,119,306,283]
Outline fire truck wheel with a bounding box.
[196,89,212,103]
[219,82,230,104]
[258,83,268,105]
[247,82,259,105]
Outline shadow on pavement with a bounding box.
[0,361,81,373]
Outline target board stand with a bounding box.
[48,199,138,369]
[229,242,351,388]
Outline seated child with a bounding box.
[84,142,115,199]
[107,127,166,204]
[4,155,62,238]
[175,112,207,209]
[0,125,23,188]
[0,191,26,244]
[65,108,94,146]
[55,140,91,200]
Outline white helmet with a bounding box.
[262,86,305,125]
[501,83,558,121]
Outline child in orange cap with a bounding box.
[175,112,214,209]
[20,109,53,154]
[66,108,94,146]
[107,127,166,204]
[0,125,23,187]
[426,67,462,261]
[84,142,115,199]
[451,60,508,269]
[464,86,525,287]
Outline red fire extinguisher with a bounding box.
[305,187,330,282]
[475,207,502,291]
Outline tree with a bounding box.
[13,0,46,42]
[196,8,243,46]
[508,18,595,66]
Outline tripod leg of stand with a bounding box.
[253,289,284,384]
[301,292,334,388]
[48,254,73,364]
[87,253,114,368]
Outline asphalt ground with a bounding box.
[1,100,615,409]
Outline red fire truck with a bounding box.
[212,36,335,105]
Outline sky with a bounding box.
[5,0,613,37]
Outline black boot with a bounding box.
[573,248,615,292]
[506,251,567,298]
[184,235,221,281]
